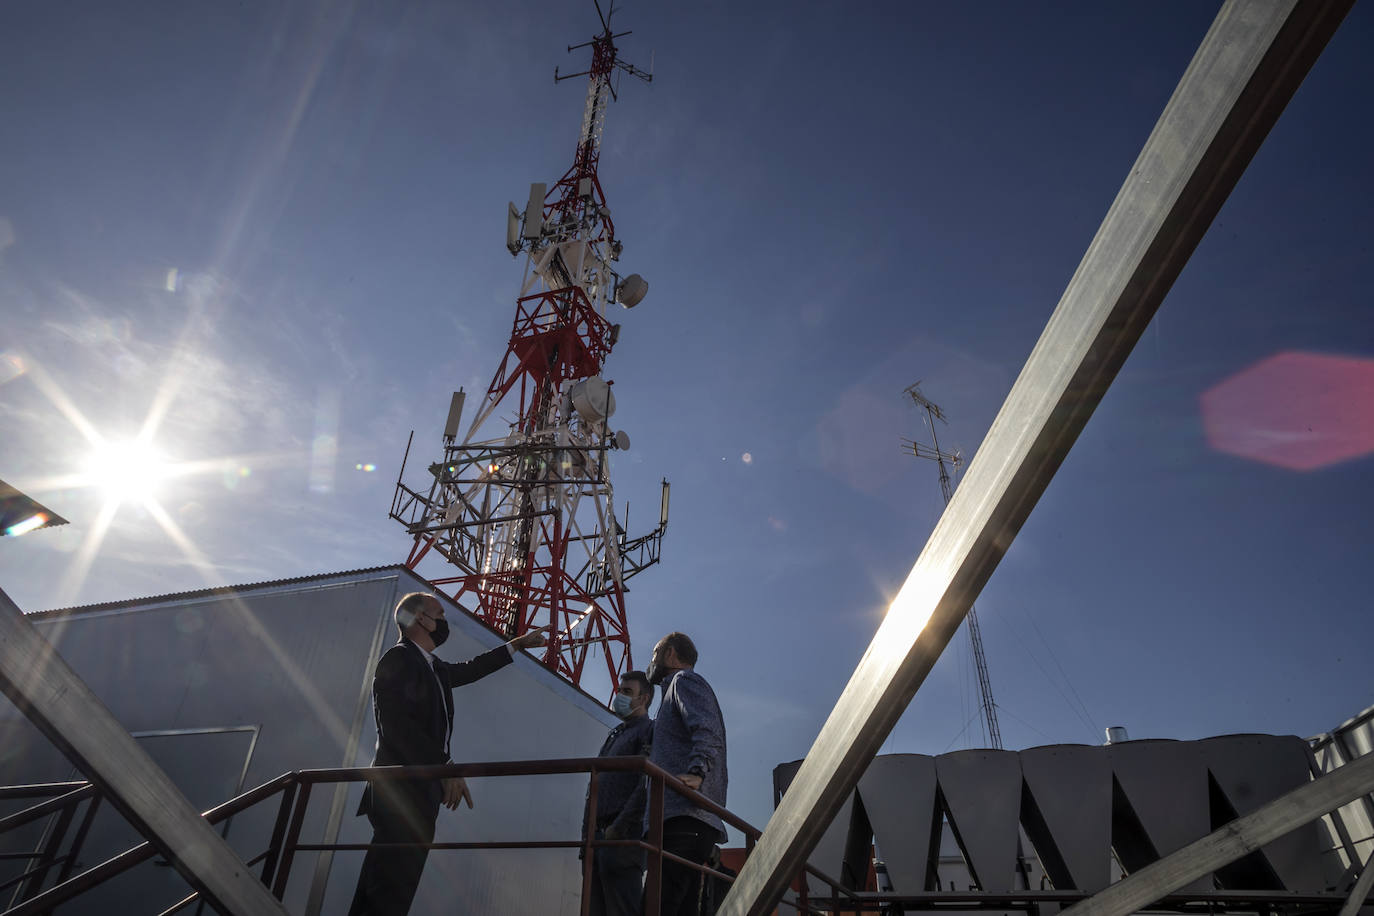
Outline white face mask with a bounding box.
[611,692,635,718]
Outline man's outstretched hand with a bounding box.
[441,776,473,811]
[509,626,552,651]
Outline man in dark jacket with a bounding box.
[584,670,654,916]
[644,632,727,916]
[348,592,548,916]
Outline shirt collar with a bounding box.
[405,638,436,665]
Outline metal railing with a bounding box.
[0,782,99,906]
[0,773,298,916]
[0,758,859,916]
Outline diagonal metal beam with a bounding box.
[1339,839,1374,916]
[1060,750,1374,916]
[718,2,1353,913]
[0,585,290,915]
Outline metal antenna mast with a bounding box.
[389,7,665,698]
[903,383,1003,749]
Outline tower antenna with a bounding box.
[903,382,1003,749]
[389,9,664,698]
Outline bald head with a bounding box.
[395,592,448,650]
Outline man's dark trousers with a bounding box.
[347,780,439,916]
[589,827,645,916]
[655,815,717,916]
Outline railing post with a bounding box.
[644,772,665,916]
[54,790,102,886]
[14,792,79,902]
[271,779,312,900]
[580,765,599,916]
[259,781,299,891]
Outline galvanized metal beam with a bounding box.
[1060,750,1374,916]
[0,585,290,915]
[1339,840,1374,916]
[717,2,1353,913]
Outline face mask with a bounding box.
[646,660,666,685]
[611,693,634,718]
[429,618,450,647]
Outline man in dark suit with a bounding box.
[348,591,549,916]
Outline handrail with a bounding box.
[286,757,857,911]
[0,784,96,900]
[0,782,88,801]
[0,785,94,836]
[300,757,756,838]
[3,772,297,916]
[0,759,856,916]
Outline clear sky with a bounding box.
[2,1,1372,835]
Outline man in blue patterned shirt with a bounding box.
[644,632,728,916]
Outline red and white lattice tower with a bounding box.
[390,11,665,697]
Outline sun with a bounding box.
[84,439,170,504]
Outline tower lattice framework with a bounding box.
[390,14,665,696]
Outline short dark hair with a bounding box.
[620,670,651,696]
[395,592,435,633]
[661,632,697,667]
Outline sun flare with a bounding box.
[85,439,170,503]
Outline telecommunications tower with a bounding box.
[903,383,1002,749]
[390,6,667,696]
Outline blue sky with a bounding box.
[2,1,1372,833]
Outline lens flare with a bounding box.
[0,350,25,386]
[85,440,169,503]
[5,513,48,537]
[1201,350,1374,471]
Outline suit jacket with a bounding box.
[358,637,513,816]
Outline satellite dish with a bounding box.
[570,377,616,422]
[616,274,648,308]
[614,430,630,450]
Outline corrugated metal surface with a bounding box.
[18,565,403,618]
[0,567,619,915]
[1311,703,1374,879]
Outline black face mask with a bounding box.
[430,618,450,648]
[647,660,666,685]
